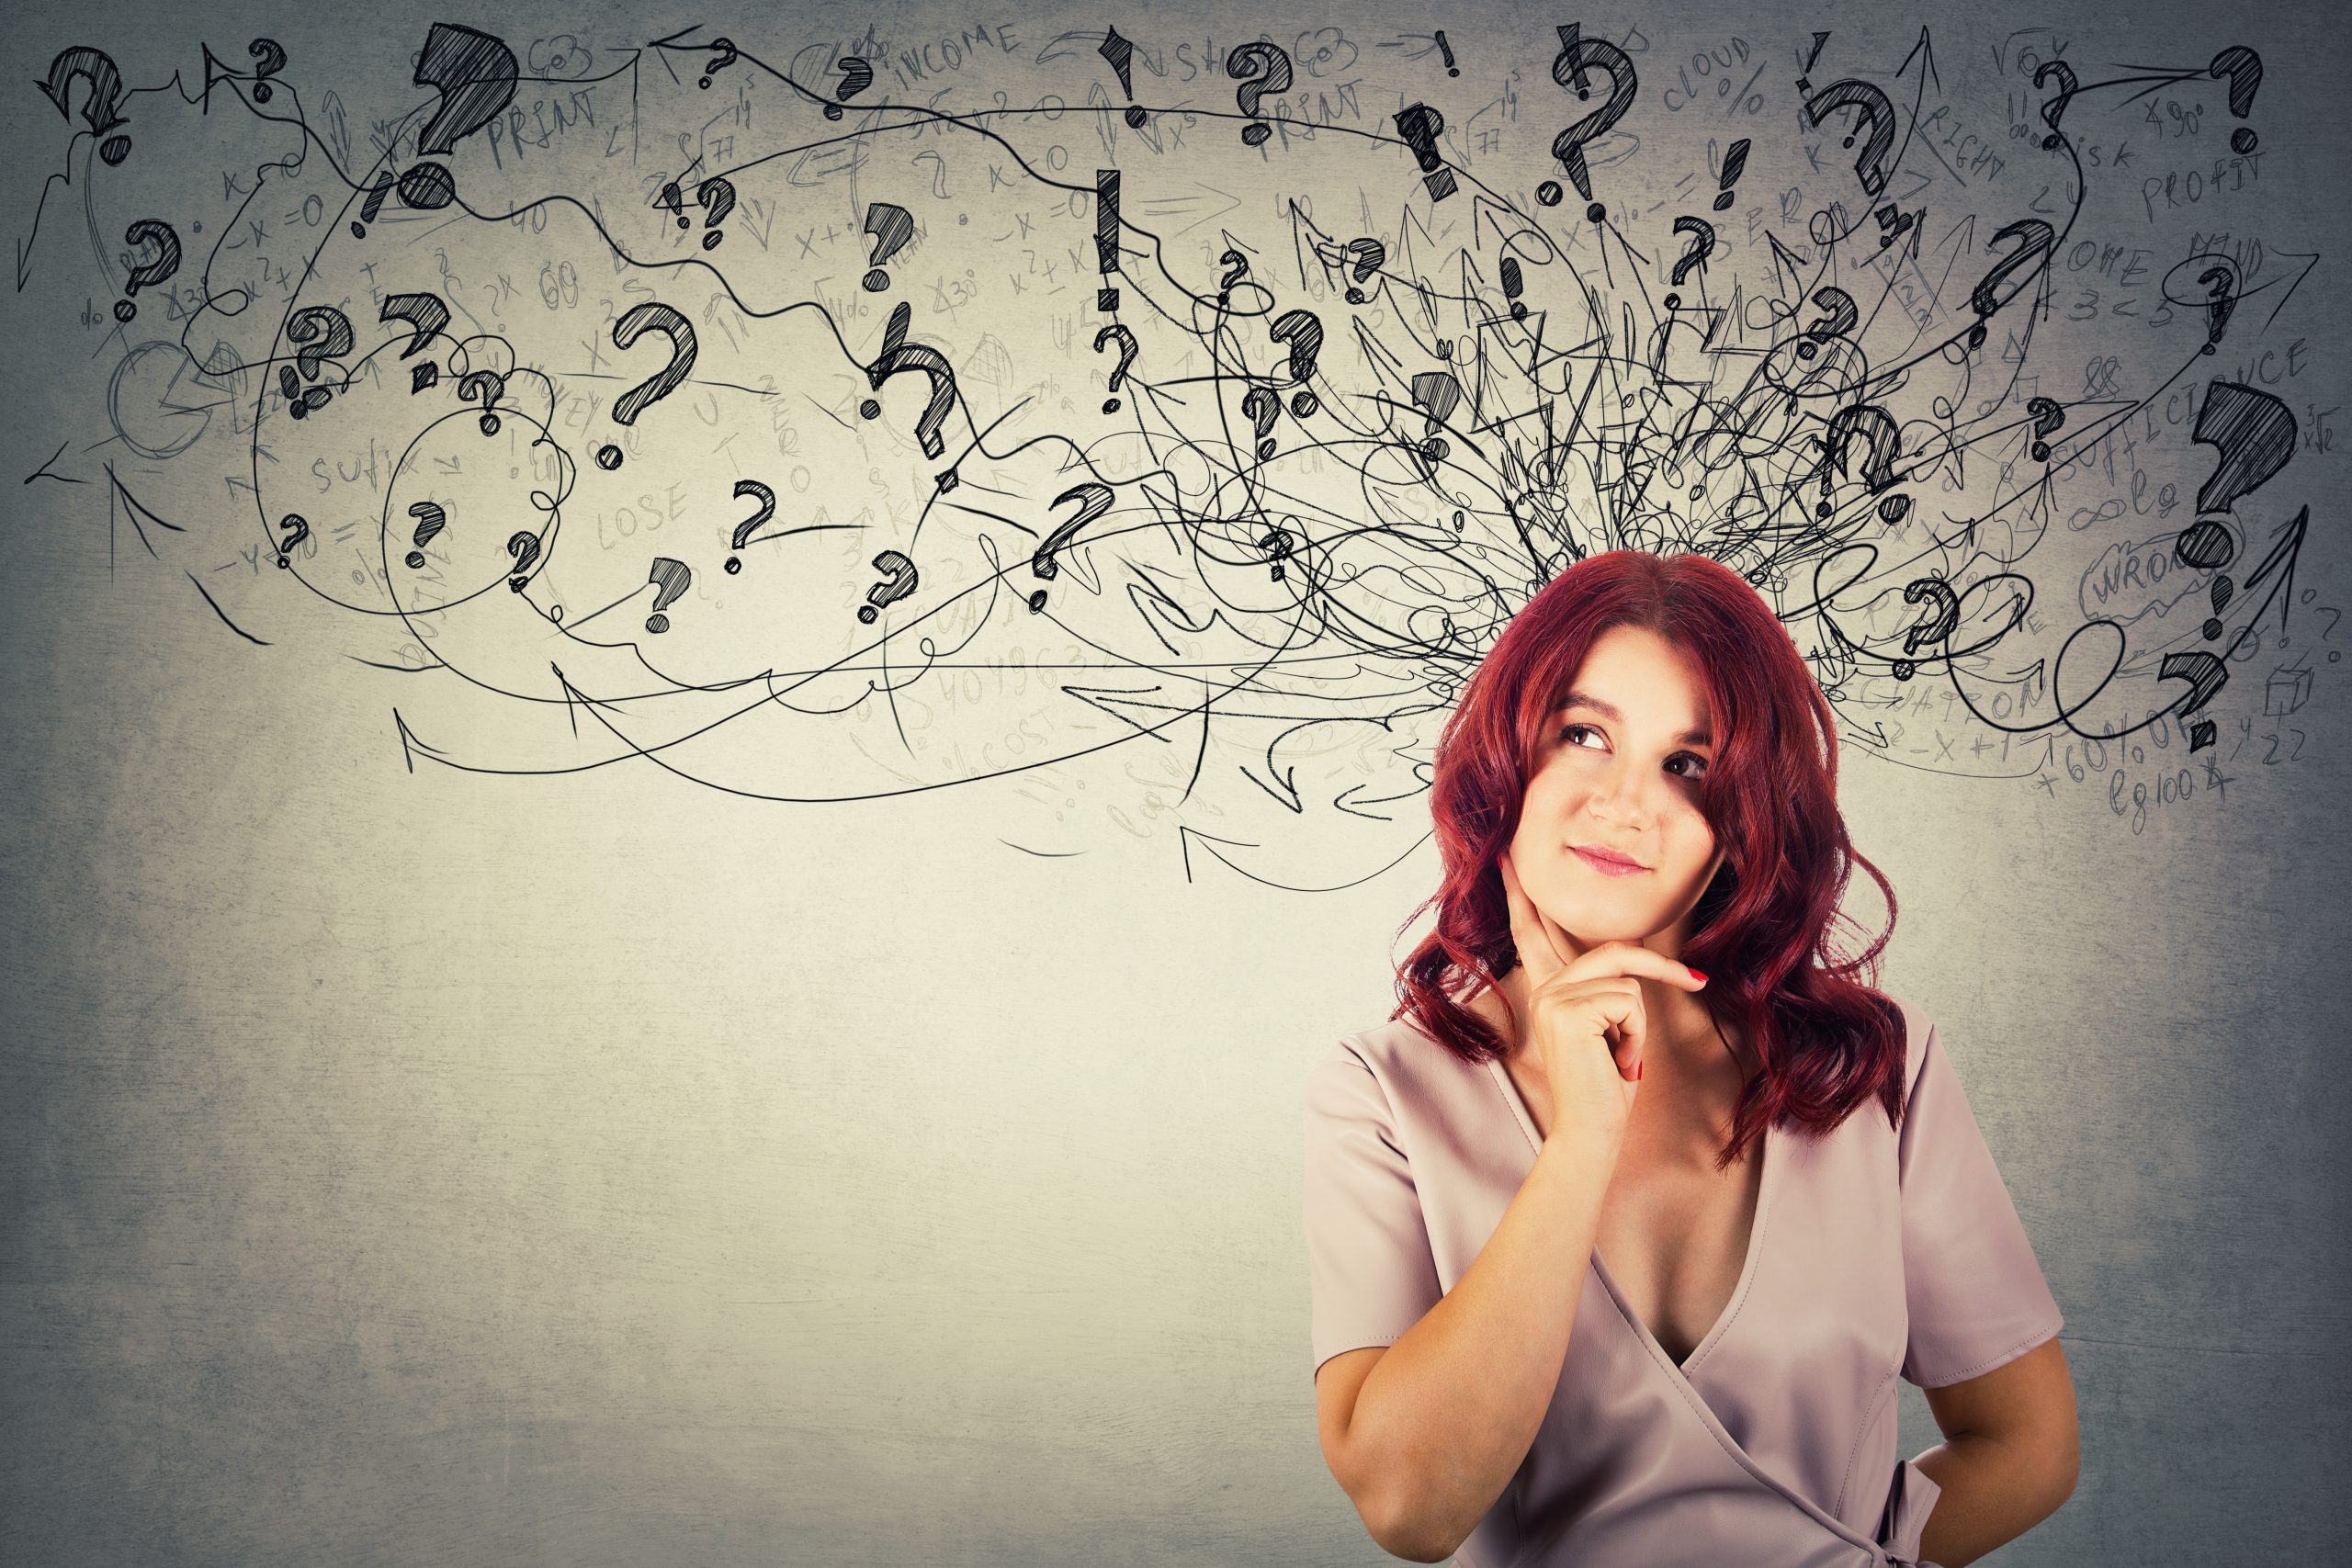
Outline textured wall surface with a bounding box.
[4,0,2347,1562]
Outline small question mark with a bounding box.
[1818,403,1909,522]
[38,47,132,164]
[1269,310,1323,416]
[1216,248,1251,302]
[1028,485,1114,611]
[2025,397,2066,461]
[1340,237,1385,303]
[115,219,181,323]
[1227,42,1294,148]
[274,513,309,567]
[247,39,287,103]
[1546,23,1638,220]
[2198,262,2237,355]
[404,501,447,569]
[861,202,914,291]
[458,369,505,435]
[699,38,738,90]
[1664,217,1713,309]
[1093,324,1138,412]
[2032,62,2078,149]
[695,177,734,250]
[281,305,353,419]
[1797,286,1859,359]
[826,58,874,120]
[1965,219,2054,350]
[723,479,776,573]
[858,549,919,623]
[1891,577,1961,681]
[1241,386,1280,461]
[2209,47,2262,154]
[643,556,688,629]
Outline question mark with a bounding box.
[1340,237,1386,303]
[38,47,132,164]
[1965,219,2054,350]
[458,369,505,435]
[826,57,874,120]
[2032,62,2078,149]
[404,501,447,569]
[1819,403,1909,522]
[1409,370,1463,468]
[1227,42,1293,147]
[695,177,734,250]
[379,291,450,360]
[1891,577,1961,681]
[858,549,919,623]
[2209,46,2262,154]
[699,38,738,90]
[1093,324,1138,412]
[2198,262,2236,355]
[1797,285,1859,359]
[274,513,309,567]
[723,479,776,573]
[643,555,688,629]
[281,305,353,419]
[607,301,698,438]
[247,39,287,103]
[412,23,517,164]
[860,300,960,463]
[1241,386,1280,461]
[2025,397,2066,461]
[1797,75,1895,197]
[114,219,180,323]
[1216,248,1251,303]
[1664,217,1713,309]
[1029,485,1115,611]
[861,202,914,291]
[2175,379,2297,641]
[1546,23,1638,220]
[1269,310,1323,416]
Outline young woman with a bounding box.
[1303,550,2078,1566]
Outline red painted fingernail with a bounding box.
[1686,966,1707,982]
[1633,1061,1644,1080]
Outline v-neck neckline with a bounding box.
[1482,1052,1778,1379]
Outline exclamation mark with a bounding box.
[1712,139,1749,211]
[1435,31,1458,77]
[1095,169,1121,312]
[1500,256,1526,321]
[1099,27,1147,129]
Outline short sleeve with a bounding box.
[1303,1041,1443,1381]
[1898,1019,2065,1387]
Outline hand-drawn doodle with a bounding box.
[7,11,2334,852]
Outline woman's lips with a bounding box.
[1570,845,1648,876]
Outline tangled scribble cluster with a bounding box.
[19,17,2336,855]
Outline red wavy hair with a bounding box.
[1389,548,1908,1169]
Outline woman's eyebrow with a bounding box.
[1552,690,1713,747]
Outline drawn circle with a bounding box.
[100,136,131,165]
[594,444,623,470]
[1242,124,1270,147]
[1125,107,1147,129]
[725,557,742,574]
[2231,128,2256,154]
[1586,202,1605,222]
[2174,518,2236,570]
[1878,494,1911,523]
[113,300,135,322]
[396,163,456,209]
[1289,390,1318,418]
[1537,181,1564,206]
[860,399,882,420]
[863,269,889,291]
[1664,292,1680,310]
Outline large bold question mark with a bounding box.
[1029,484,1115,611]
[861,300,960,464]
[858,550,919,623]
[1093,324,1138,412]
[1819,403,1909,521]
[39,47,132,164]
[1227,42,1293,147]
[2026,397,2066,461]
[1547,23,1638,220]
[861,202,914,291]
[1269,309,1323,416]
[1797,285,1859,359]
[413,23,517,157]
[644,556,689,630]
[599,301,698,467]
[1797,75,1895,197]
[379,291,450,390]
[114,220,180,322]
[2175,379,2297,641]
[1965,219,2054,350]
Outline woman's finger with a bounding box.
[1498,852,1566,986]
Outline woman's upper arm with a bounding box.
[1922,1336,2080,1482]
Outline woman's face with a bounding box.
[1503,624,1726,960]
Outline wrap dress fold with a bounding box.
[1303,992,2064,1567]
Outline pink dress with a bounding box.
[1303,991,2064,1567]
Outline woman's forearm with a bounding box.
[1910,1429,2076,1567]
[1343,1136,1620,1562]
